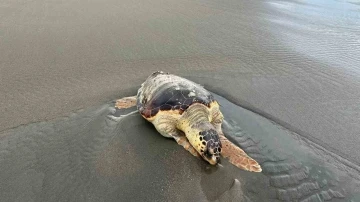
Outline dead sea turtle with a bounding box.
[115,71,261,172]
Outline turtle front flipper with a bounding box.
[115,96,137,109]
[173,133,201,157]
[219,135,262,172]
[210,106,261,172]
[152,113,200,158]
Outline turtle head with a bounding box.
[197,128,222,165]
[179,119,222,165]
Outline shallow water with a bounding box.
[0,93,359,201]
[267,0,360,73]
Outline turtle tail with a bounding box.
[219,135,262,172]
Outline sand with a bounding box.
[1,94,358,201]
[1,0,360,201]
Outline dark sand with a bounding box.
[1,94,358,201]
[1,0,360,201]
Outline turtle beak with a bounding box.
[207,155,220,165]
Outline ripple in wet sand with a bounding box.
[0,93,359,201]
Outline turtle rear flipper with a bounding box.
[219,135,262,172]
[115,96,137,109]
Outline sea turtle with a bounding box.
[115,71,261,172]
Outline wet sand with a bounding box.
[1,0,360,201]
[1,94,359,201]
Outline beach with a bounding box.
[1,0,360,201]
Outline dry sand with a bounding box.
[1,0,360,201]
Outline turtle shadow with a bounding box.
[199,162,244,201]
